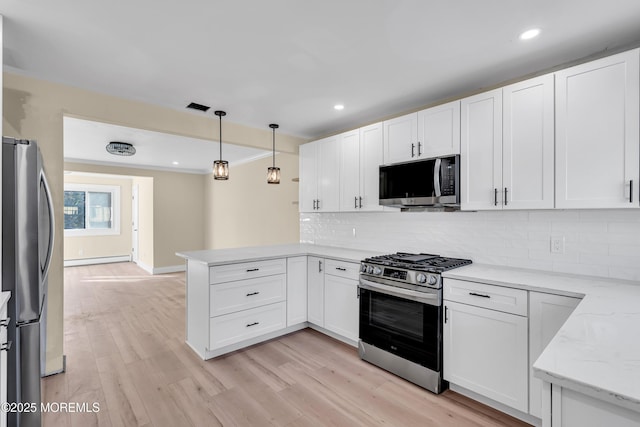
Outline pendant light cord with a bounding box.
[272,127,276,168]
[219,114,222,161]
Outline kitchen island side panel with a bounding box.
[186,260,210,359]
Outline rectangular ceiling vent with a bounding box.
[186,102,210,112]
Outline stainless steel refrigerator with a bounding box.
[2,137,55,427]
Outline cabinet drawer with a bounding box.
[210,258,286,284]
[444,278,528,316]
[324,259,360,280]
[210,275,286,317]
[209,302,286,350]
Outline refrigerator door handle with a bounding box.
[40,170,55,282]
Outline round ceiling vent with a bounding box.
[106,141,136,156]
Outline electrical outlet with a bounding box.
[551,236,565,254]
[352,227,357,237]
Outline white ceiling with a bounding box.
[63,117,270,174]
[3,1,640,139]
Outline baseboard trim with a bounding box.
[135,261,154,274]
[64,255,131,267]
[153,264,186,275]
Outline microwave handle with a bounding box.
[434,158,442,197]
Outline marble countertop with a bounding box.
[443,264,640,413]
[0,291,10,310]
[177,243,383,266]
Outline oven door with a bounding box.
[359,279,442,372]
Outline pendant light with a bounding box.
[213,110,229,180]
[267,124,281,184]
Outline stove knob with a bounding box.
[367,266,374,274]
[361,264,368,273]
[427,275,438,285]
[416,273,427,284]
[373,267,382,275]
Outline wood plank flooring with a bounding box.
[43,262,531,427]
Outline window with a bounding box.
[64,184,120,236]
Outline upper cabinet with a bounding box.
[383,100,461,164]
[555,48,640,209]
[299,136,340,212]
[340,123,384,212]
[461,74,555,210]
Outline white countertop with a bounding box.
[0,291,10,310]
[443,264,640,413]
[177,243,383,266]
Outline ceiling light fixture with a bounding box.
[106,141,136,156]
[334,104,344,111]
[213,110,229,180]
[519,28,541,40]
[267,124,281,184]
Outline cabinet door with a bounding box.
[339,130,361,212]
[529,292,580,419]
[417,100,461,157]
[359,122,384,211]
[287,257,308,326]
[299,142,317,212]
[383,112,418,164]
[324,275,359,342]
[503,74,555,210]
[317,136,340,212]
[443,300,528,412]
[307,257,324,326]
[1,302,7,427]
[461,88,503,210]
[555,48,640,208]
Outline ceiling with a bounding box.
[3,1,640,139]
[63,117,270,174]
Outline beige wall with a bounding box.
[63,173,133,261]
[132,176,154,268]
[205,153,300,249]
[3,71,306,374]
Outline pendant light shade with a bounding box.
[213,110,229,180]
[267,123,281,184]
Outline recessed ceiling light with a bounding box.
[172,161,179,165]
[519,28,541,40]
[334,104,344,111]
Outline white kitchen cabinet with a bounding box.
[549,385,640,427]
[503,74,555,210]
[286,257,308,326]
[299,136,340,212]
[555,48,640,209]
[323,274,359,342]
[340,123,384,212]
[461,88,503,210]
[462,74,554,211]
[529,292,580,419]
[307,256,325,326]
[383,112,418,164]
[417,100,461,158]
[384,101,460,165]
[443,299,528,413]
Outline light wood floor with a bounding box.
[43,262,531,427]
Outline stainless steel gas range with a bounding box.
[358,252,472,394]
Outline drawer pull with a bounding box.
[246,268,260,272]
[0,317,10,327]
[335,267,347,271]
[246,292,260,297]
[469,292,490,299]
[246,322,260,328]
[1,341,12,351]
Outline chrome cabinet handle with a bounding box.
[359,197,363,208]
[246,268,259,272]
[335,267,347,271]
[246,292,260,296]
[355,196,358,209]
[246,322,259,328]
[444,306,448,323]
[317,199,320,210]
[631,180,634,203]
[1,341,12,351]
[319,260,323,273]
[469,292,490,298]
[0,318,10,328]
[504,187,508,206]
[411,143,415,157]
[312,200,316,210]
[417,142,422,156]
[494,188,498,206]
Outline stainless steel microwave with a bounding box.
[379,155,460,210]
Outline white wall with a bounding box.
[300,210,640,282]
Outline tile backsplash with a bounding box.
[300,210,640,281]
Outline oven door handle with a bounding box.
[358,278,440,306]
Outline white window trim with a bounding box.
[64,183,121,237]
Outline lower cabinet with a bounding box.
[210,302,287,349]
[324,274,359,342]
[307,256,325,326]
[287,257,308,326]
[529,292,580,419]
